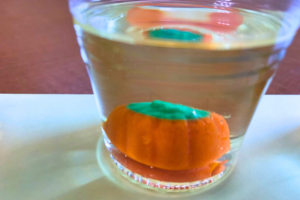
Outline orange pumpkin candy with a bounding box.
[103,103,230,171]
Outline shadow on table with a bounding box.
[55,124,300,200]
[0,125,103,200]
[234,126,300,199]
[251,126,300,160]
[2,126,300,200]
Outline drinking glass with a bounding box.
[69,0,300,191]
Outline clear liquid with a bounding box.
[71,0,292,190]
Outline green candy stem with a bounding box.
[148,29,203,42]
[127,100,210,120]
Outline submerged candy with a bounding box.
[103,100,230,171]
[128,100,209,120]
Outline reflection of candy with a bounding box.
[103,100,230,171]
[126,5,243,32]
[210,12,244,30]
[148,29,203,41]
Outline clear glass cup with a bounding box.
[69,0,300,192]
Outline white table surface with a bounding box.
[0,95,299,200]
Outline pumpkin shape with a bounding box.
[103,100,230,171]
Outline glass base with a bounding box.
[97,135,236,197]
[110,154,228,191]
[99,128,238,192]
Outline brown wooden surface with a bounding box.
[0,0,299,94]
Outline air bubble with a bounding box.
[222,113,231,119]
